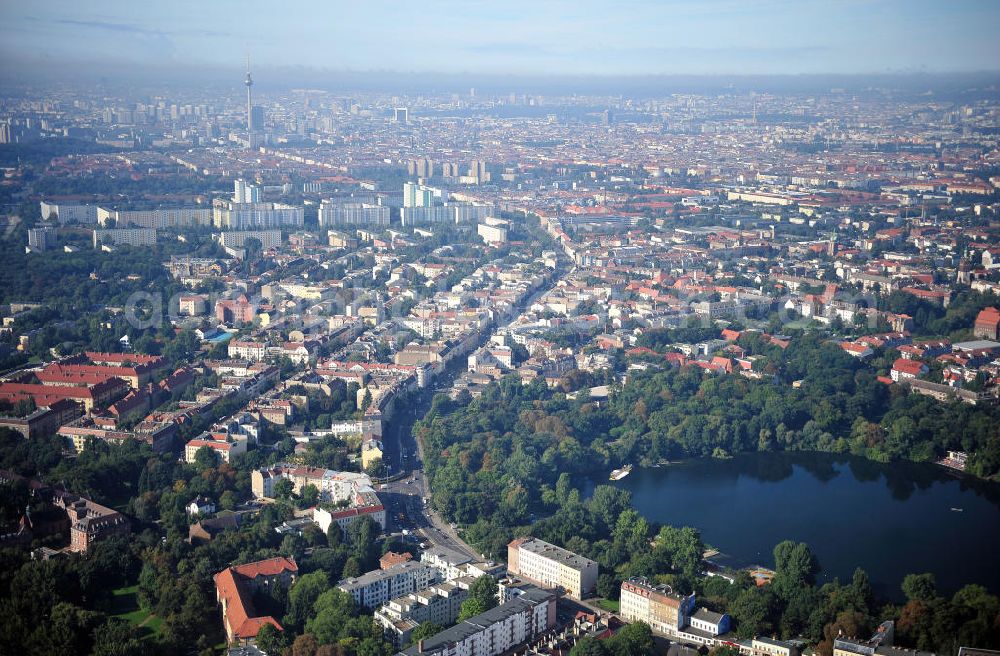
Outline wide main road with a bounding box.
[381,264,569,560]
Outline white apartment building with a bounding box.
[218,229,282,251]
[234,179,261,203]
[92,228,157,248]
[375,578,473,647]
[313,501,386,533]
[40,201,98,224]
[395,586,556,656]
[184,435,248,464]
[339,561,439,609]
[251,464,374,503]
[452,202,496,223]
[227,341,267,361]
[96,207,212,229]
[506,537,598,600]
[400,205,450,225]
[213,200,304,229]
[477,222,508,244]
[420,545,501,582]
[319,201,390,227]
[403,182,445,207]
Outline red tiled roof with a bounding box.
[975,307,1000,326]
[214,557,296,641]
[892,358,926,375]
[232,556,298,579]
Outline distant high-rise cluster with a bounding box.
[213,178,302,229]
[402,182,445,208]
[234,178,261,203]
[407,158,435,178]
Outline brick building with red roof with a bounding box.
[214,557,298,645]
[974,307,1000,340]
[891,358,928,383]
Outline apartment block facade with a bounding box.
[396,586,557,656]
[507,537,598,599]
[338,561,439,609]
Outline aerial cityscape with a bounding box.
[1,2,999,656]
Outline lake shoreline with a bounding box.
[583,450,1000,599]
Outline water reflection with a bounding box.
[583,451,1000,596]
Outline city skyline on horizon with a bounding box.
[1,0,999,79]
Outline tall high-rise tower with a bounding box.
[244,56,254,144]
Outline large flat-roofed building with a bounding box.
[96,207,212,229]
[213,199,303,229]
[395,585,557,656]
[40,201,98,224]
[375,577,474,647]
[218,229,282,251]
[507,536,598,599]
[403,182,445,208]
[27,226,56,252]
[477,221,508,244]
[400,205,450,225]
[451,201,495,223]
[319,201,390,227]
[92,227,157,248]
[338,561,439,609]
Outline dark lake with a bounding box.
[585,452,1000,599]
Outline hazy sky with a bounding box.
[1,0,998,77]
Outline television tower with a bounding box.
[244,55,254,145]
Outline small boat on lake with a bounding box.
[610,465,633,481]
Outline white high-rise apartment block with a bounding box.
[217,230,282,251]
[40,202,98,225]
[319,201,390,227]
[234,179,261,203]
[92,228,157,248]
[450,202,496,223]
[402,182,445,208]
[213,200,303,229]
[96,207,212,229]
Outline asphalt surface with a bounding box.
[380,266,567,562]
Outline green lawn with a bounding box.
[596,598,620,612]
[111,584,163,640]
